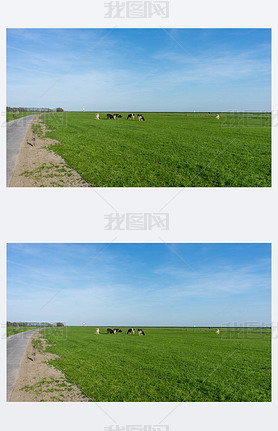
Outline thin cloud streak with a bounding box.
[7,28,271,111]
[7,244,271,326]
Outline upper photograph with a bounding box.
[6,28,271,187]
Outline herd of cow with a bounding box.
[94,113,221,121]
[95,113,145,121]
[95,328,219,335]
[95,327,145,335]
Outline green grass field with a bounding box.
[42,326,271,402]
[6,111,40,122]
[41,112,271,187]
[6,326,39,337]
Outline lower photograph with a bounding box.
[6,243,271,402]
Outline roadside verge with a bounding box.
[9,331,90,402]
[9,116,90,187]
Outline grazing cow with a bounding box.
[95,113,100,120]
[127,113,135,120]
[138,114,145,121]
[113,114,121,119]
[216,329,220,335]
[216,114,220,120]
[96,328,100,334]
[138,328,145,336]
[114,328,122,334]
[127,328,135,335]
[107,328,114,334]
[107,114,114,119]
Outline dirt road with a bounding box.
[9,331,90,402]
[6,115,39,186]
[8,116,90,187]
[7,329,40,400]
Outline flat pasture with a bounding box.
[41,112,271,187]
[43,326,271,402]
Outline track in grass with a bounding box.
[41,112,271,187]
[43,326,271,402]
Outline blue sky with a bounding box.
[7,243,271,326]
[7,29,271,111]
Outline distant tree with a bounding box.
[56,322,64,327]
[56,107,64,112]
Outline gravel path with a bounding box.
[6,115,39,186]
[7,329,40,400]
[8,116,90,187]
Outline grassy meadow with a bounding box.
[42,326,271,402]
[40,112,271,187]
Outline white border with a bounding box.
[1,1,277,430]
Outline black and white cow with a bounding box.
[138,328,145,336]
[127,113,135,120]
[114,328,122,334]
[107,114,114,119]
[137,114,145,121]
[113,114,122,119]
[127,328,135,335]
[107,328,114,334]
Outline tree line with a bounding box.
[6,107,53,112]
[7,321,65,327]
[7,107,64,112]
